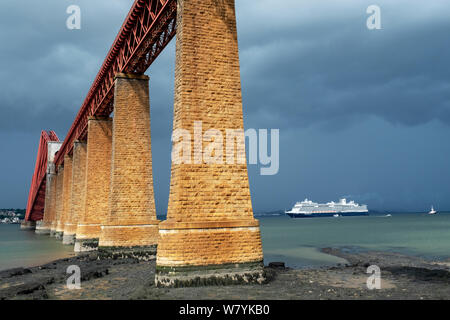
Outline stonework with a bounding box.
[48,170,59,237]
[61,155,73,244]
[36,172,56,235]
[20,220,36,231]
[59,155,73,243]
[155,0,264,286]
[98,73,159,259]
[75,118,112,252]
[37,141,63,235]
[53,166,65,239]
[63,141,87,245]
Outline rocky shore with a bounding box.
[1,248,449,300]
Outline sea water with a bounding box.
[259,212,450,268]
[1,212,449,271]
[0,224,75,271]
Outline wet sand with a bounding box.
[1,248,449,300]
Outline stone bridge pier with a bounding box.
[26,0,264,289]
[74,117,112,252]
[35,141,62,234]
[98,73,160,260]
[155,0,264,287]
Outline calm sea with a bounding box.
[259,212,450,268]
[0,225,76,271]
[1,212,449,271]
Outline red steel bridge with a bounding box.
[25,0,177,221]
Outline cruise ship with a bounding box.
[286,198,369,218]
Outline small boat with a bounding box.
[385,214,392,217]
[333,214,340,218]
[428,206,437,215]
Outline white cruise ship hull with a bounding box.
[286,211,369,218]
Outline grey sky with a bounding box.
[0,0,449,213]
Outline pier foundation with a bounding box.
[75,118,112,252]
[63,141,87,245]
[61,155,73,244]
[155,0,264,287]
[20,220,36,231]
[53,165,65,239]
[98,73,159,260]
[36,141,62,235]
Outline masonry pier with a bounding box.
[155,0,265,287]
[98,73,159,260]
[74,117,112,252]
[23,0,264,289]
[62,141,87,244]
[53,165,65,239]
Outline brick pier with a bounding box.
[53,165,65,239]
[36,141,62,235]
[74,118,112,252]
[25,0,264,289]
[155,0,264,287]
[98,73,160,260]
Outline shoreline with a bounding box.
[1,248,449,300]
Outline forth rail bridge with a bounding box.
[21,0,264,287]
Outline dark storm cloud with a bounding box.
[0,0,449,211]
[236,0,450,130]
[0,0,134,135]
[1,0,449,134]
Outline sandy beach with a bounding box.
[1,248,449,300]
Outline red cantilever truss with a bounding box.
[54,0,177,167]
[25,131,60,222]
[27,0,177,221]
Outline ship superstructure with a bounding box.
[286,198,369,218]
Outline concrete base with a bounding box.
[20,221,36,231]
[54,231,63,240]
[35,228,51,235]
[98,245,157,261]
[62,233,76,245]
[35,221,50,235]
[155,261,267,288]
[74,238,99,252]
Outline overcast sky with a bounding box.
[0,0,449,213]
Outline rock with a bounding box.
[268,262,285,269]
[0,267,32,278]
[0,281,46,299]
[80,266,109,281]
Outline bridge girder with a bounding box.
[54,0,177,167]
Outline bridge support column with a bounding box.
[75,117,112,252]
[37,141,62,235]
[20,220,36,230]
[36,173,55,235]
[61,155,73,244]
[49,167,60,237]
[53,165,65,239]
[98,73,159,260]
[155,0,264,287]
[63,142,87,244]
